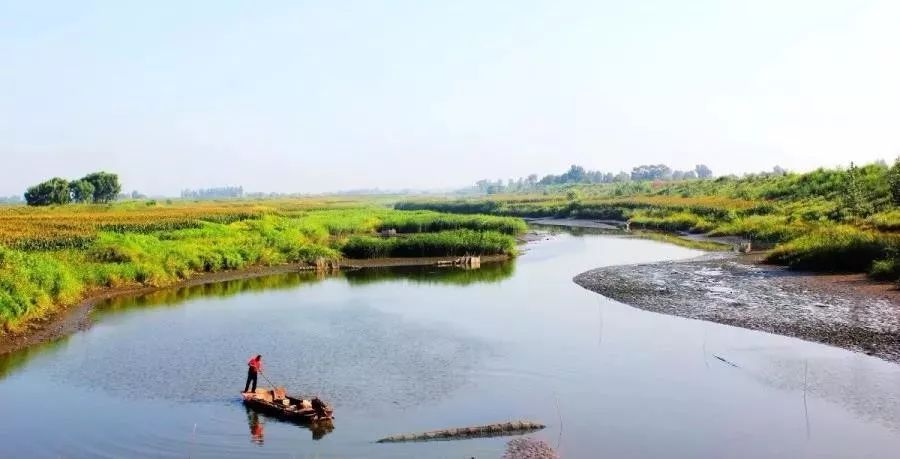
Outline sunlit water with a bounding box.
[1,229,899,458]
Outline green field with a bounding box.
[0,200,524,332]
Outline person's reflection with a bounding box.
[244,407,334,442]
[246,410,264,445]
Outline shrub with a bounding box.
[766,226,899,272]
[870,257,900,281]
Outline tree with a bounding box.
[842,162,874,218]
[631,164,672,181]
[69,179,95,203]
[81,171,121,203]
[25,178,71,206]
[538,174,559,185]
[888,157,900,206]
[560,165,587,183]
[694,164,713,179]
[525,174,538,188]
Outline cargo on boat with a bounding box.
[241,387,334,424]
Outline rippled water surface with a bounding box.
[2,229,899,458]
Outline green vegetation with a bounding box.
[766,226,899,272]
[630,231,733,252]
[24,171,121,206]
[24,178,71,206]
[400,160,900,281]
[471,163,714,194]
[342,230,517,258]
[0,200,523,332]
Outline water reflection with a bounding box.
[0,262,513,384]
[0,336,68,380]
[246,408,265,445]
[244,406,334,442]
[343,261,514,286]
[95,262,514,318]
[529,223,622,237]
[93,271,325,319]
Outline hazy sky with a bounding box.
[2,0,899,196]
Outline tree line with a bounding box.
[180,186,244,200]
[474,163,714,194]
[24,172,121,206]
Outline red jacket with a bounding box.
[248,358,262,373]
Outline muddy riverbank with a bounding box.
[0,255,509,356]
[574,253,900,363]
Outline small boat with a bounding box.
[242,387,334,423]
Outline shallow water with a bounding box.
[1,230,899,458]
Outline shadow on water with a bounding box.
[244,405,334,443]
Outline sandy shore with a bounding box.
[0,255,510,356]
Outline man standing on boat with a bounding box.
[244,355,262,393]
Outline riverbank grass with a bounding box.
[0,201,525,332]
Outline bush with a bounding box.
[766,226,899,272]
[867,210,900,232]
[870,257,900,281]
[628,211,713,233]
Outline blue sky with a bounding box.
[1,0,898,195]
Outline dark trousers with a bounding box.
[245,369,258,392]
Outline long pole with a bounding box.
[259,370,277,388]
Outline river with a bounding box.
[1,228,898,458]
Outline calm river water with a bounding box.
[1,229,899,458]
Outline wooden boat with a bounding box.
[241,387,334,423]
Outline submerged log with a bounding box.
[376,420,545,443]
